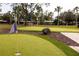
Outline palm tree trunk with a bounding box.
[9,19,12,24]
[58,19,59,25]
[76,18,78,26]
[17,20,19,25]
[24,20,27,26]
[57,12,60,25]
[75,15,78,26]
[66,22,68,26]
[37,17,39,25]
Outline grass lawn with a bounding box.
[0,24,79,33]
[18,25,79,32]
[0,24,79,56]
[0,34,66,56]
[38,35,79,56]
[0,34,78,56]
[0,24,11,30]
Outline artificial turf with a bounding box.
[0,24,79,56]
[38,35,79,56]
[0,34,66,56]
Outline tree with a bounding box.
[7,11,13,24]
[11,3,29,25]
[20,3,29,25]
[2,13,11,23]
[48,12,53,20]
[73,6,79,26]
[11,4,20,24]
[55,6,62,25]
[34,3,43,25]
[11,3,50,25]
[60,10,75,25]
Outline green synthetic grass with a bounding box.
[18,25,79,32]
[38,35,79,56]
[0,34,66,56]
[0,34,78,56]
[0,24,79,56]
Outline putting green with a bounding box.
[0,34,66,56]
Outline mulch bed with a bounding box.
[0,29,79,46]
[0,29,9,34]
[49,32,79,46]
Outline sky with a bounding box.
[0,0,79,17]
[0,4,12,13]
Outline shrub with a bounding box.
[42,28,51,35]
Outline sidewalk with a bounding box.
[61,32,79,53]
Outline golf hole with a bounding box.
[15,51,21,56]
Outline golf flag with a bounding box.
[9,23,18,33]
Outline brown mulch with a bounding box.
[49,32,79,46]
[0,29,9,34]
[0,29,79,46]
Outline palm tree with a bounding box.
[73,6,79,26]
[55,6,62,25]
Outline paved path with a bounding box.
[61,32,79,53]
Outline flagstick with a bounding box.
[14,16,21,56]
